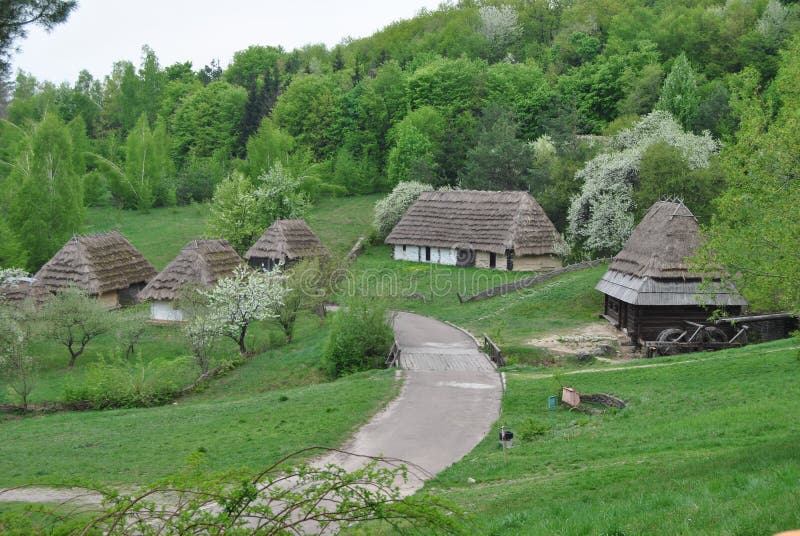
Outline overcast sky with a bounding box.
[11,0,443,84]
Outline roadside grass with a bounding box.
[85,204,209,270]
[0,368,396,487]
[420,338,800,535]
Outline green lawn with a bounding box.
[421,338,800,535]
[306,193,382,255]
[0,369,395,486]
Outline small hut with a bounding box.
[385,190,562,271]
[138,239,242,322]
[245,219,327,270]
[31,231,157,308]
[596,201,748,345]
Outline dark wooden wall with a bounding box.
[631,305,743,343]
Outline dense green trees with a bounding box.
[700,39,800,313]
[0,0,797,304]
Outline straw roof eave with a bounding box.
[138,239,243,302]
[385,190,560,255]
[245,219,327,261]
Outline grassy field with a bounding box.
[85,204,209,270]
[420,338,800,535]
[306,194,382,254]
[0,368,395,486]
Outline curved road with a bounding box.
[320,311,503,494]
[0,312,503,503]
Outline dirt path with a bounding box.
[0,312,503,504]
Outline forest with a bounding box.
[0,0,797,312]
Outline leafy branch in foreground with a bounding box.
[69,448,465,535]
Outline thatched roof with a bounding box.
[245,219,327,262]
[31,231,157,296]
[385,190,560,255]
[138,239,243,302]
[596,201,748,306]
[0,277,44,305]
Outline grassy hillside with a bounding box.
[85,204,210,270]
[421,339,800,535]
[0,368,395,486]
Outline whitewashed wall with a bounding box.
[151,301,185,322]
[393,245,457,266]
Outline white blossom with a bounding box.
[568,111,719,256]
[373,181,433,239]
[201,266,289,354]
[479,5,522,55]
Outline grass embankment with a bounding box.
[423,338,800,535]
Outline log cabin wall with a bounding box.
[631,305,744,343]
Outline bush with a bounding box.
[64,355,193,409]
[323,300,394,378]
[372,181,432,239]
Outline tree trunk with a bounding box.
[237,324,249,355]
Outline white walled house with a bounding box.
[138,239,242,322]
[385,190,563,272]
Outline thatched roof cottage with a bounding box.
[385,190,562,271]
[596,200,748,345]
[245,219,327,270]
[138,239,242,322]
[31,231,157,308]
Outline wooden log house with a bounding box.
[595,201,748,345]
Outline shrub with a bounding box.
[372,181,432,239]
[64,355,192,409]
[323,300,394,378]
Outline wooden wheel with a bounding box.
[656,328,685,356]
[703,326,728,343]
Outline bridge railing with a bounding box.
[385,340,401,367]
[482,334,506,366]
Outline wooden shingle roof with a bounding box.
[31,231,157,296]
[596,201,748,306]
[245,219,327,262]
[384,190,560,255]
[138,239,242,302]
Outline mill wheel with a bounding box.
[703,326,728,343]
[655,328,685,356]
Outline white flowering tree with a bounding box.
[479,5,522,60]
[373,180,433,239]
[207,164,310,254]
[567,111,719,257]
[201,266,288,355]
[0,307,35,408]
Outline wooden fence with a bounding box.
[482,334,506,366]
[385,340,401,367]
[459,258,610,303]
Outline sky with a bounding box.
[11,0,444,84]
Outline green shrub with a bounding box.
[322,300,393,378]
[64,355,193,409]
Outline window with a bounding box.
[489,252,496,268]
[506,250,514,271]
[425,247,431,261]
[402,245,406,252]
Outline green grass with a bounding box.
[4,306,298,405]
[306,194,382,254]
[85,204,209,270]
[0,368,396,487]
[421,338,800,535]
